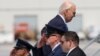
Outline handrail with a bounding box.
[83,34,100,50]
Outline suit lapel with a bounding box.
[48,45,61,56]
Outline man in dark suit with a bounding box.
[33,23,67,56]
[48,1,76,32]
[61,31,86,56]
[44,24,66,56]
[34,25,66,56]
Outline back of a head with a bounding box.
[41,27,47,35]
[45,25,65,38]
[64,31,79,45]
[59,0,76,13]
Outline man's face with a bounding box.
[46,34,59,45]
[61,36,70,53]
[64,6,76,22]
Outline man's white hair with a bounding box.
[59,0,76,13]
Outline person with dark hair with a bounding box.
[10,46,31,56]
[10,39,33,56]
[32,23,67,56]
[61,31,86,56]
[40,27,52,56]
[33,26,52,56]
[31,26,52,56]
[43,25,66,56]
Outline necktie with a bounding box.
[48,51,55,56]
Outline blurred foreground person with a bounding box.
[10,46,30,56]
[61,31,86,56]
[10,39,33,56]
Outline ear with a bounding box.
[24,49,28,53]
[24,50,29,56]
[68,40,72,47]
[63,9,69,16]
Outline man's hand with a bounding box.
[37,34,47,48]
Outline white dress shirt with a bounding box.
[58,14,66,24]
[52,42,61,51]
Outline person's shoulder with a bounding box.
[53,15,62,20]
[70,47,86,56]
[54,45,63,53]
[54,47,66,56]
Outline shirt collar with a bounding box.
[66,47,76,56]
[52,42,61,51]
[58,14,66,23]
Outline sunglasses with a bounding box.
[73,12,76,17]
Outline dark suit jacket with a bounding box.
[32,45,51,56]
[48,45,66,56]
[43,45,52,56]
[68,46,86,56]
[47,15,68,32]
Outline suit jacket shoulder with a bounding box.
[48,15,68,32]
[49,45,66,56]
[68,47,86,56]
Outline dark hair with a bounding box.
[64,31,79,45]
[45,25,65,38]
[10,48,30,56]
[41,27,47,35]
